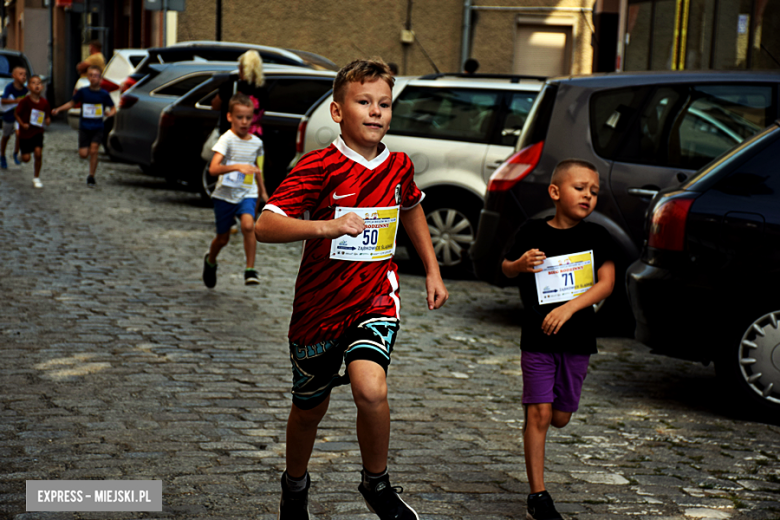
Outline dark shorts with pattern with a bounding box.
[288,314,400,410]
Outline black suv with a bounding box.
[470,71,780,329]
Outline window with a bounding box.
[500,92,538,146]
[672,85,775,170]
[389,87,500,143]
[154,73,212,97]
[715,135,780,196]
[265,78,332,115]
[590,86,650,159]
[196,89,218,109]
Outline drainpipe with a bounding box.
[461,0,472,71]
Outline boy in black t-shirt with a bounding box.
[502,159,616,520]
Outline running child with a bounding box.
[502,159,616,520]
[202,92,263,288]
[1,65,28,169]
[255,58,448,520]
[52,65,115,187]
[14,75,51,188]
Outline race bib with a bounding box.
[329,206,400,262]
[535,250,595,305]
[220,160,255,188]
[82,103,103,118]
[30,108,45,127]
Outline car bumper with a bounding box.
[626,259,716,362]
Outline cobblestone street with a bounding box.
[1,122,779,520]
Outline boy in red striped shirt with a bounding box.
[255,58,447,520]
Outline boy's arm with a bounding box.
[540,260,616,336]
[105,105,116,118]
[52,100,75,115]
[502,249,546,278]
[208,152,260,176]
[400,204,449,310]
[254,209,364,244]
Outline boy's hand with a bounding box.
[505,249,546,276]
[541,303,574,335]
[321,211,364,239]
[45,117,51,126]
[51,108,59,116]
[425,273,449,310]
[21,123,29,130]
[237,164,261,176]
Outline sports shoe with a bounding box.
[278,471,310,520]
[32,178,43,189]
[13,152,20,165]
[86,175,96,187]
[202,253,217,288]
[244,269,260,285]
[526,490,563,520]
[1,156,7,169]
[358,471,419,520]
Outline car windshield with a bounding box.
[0,54,30,78]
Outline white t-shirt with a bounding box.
[211,130,264,204]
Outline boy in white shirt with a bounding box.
[202,93,263,288]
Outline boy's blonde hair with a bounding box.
[550,159,598,186]
[332,58,395,103]
[228,92,253,114]
[238,50,264,87]
[87,65,102,75]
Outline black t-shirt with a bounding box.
[504,217,617,354]
[218,80,269,134]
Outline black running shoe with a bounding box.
[202,253,217,288]
[86,175,96,187]
[244,268,260,285]
[526,490,563,520]
[278,471,310,520]
[358,471,419,520]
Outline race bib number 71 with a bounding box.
[535,250,595,305]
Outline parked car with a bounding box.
[108,61,238,169]
[122,41,338,95]
[470,71,780,330]
[149,66,336,199]
[295,73,545,277]
[0,50,35,93]
[626,119,780,415]
[68,49,148,134]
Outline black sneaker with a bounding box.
[202,253,217,288]
[244,268,260,285]
[278,471,310,520]
[86,175,96,187]
[358,471,419,520]
[527,490,563,520]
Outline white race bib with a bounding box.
[30,108,45,127]
[535,250,595,305]
[219,160,255,188]
[82,103,103,118]
[329,206,400,262]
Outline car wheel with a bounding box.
[200,163,217,203]
[403,190,480,279]
[716,310,780,416]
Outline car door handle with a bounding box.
[486,159,504,170]
[628,188,659,198]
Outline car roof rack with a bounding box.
[418,72,546,83]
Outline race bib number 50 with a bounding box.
[329,206,400,262]
[535,250,595,305]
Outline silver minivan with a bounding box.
[294,73,543,277]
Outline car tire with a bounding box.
[716,310,780,417]
[200,163,216,204]
[400,189,481,279]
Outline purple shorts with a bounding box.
[521,351,590,413]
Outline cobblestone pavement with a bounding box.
[1,123,779,520]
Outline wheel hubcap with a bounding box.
[426,208,474,267]
[739,311,780,404]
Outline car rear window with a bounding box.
[516,83,558,151]
[388,87,500,144]
[0,54,30,78]
[153,73,213,97]
[265,77,333,115]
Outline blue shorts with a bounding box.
[521,351,590,413]
[213,197,256,235]
[288,315,400,410]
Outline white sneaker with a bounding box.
[33,178,43,188]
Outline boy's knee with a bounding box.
[291,401,328,427]
[78,148,89,159]
[526,404,553,428]
[240,220,255,235]
[21,154,31,163]
[551,410,573,429]
[352,381,388,410]
[214,234,230,247]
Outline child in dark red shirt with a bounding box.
[14,75,51,189]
